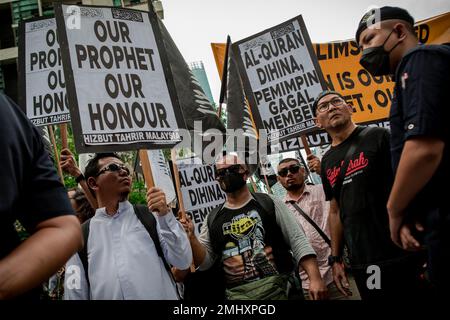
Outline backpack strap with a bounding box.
[133,204,183,299]
[206,202,226,231]
[79,205,171,272]
[133,204,170,271]
[79,218,91,287]
[251,192,275,217]
[78,205,181,298]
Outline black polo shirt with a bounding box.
[0,93,74,261]
[390,44,450,221]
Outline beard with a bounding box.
[285,183,303,191]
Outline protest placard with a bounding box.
[147,149,176,204]
[55,4,186,152]
[177,161,225,236]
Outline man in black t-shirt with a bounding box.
[0,93,82,299]
[356,6,450,294]
[313,90,422,299]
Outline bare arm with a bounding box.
[179,216,207,267]
[0,215,82,299]
[307,154,321,175]
[387,137,444,248]
[299,256,321,280]
[189,236,207,268]
[299,255,328,300]
[328,198,350,296]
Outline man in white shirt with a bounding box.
[64,153,192,300]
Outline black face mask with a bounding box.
[360,29,400,76]
[219,171,247,193]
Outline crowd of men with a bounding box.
[0,6,448,300]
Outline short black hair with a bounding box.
[278,157,302,167]
[356,6,415,44]
[312,90,345,116]
[84,153,122,180]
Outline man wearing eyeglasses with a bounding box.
[277,158,360,300]
[182,153,328,300]
[64,153,192,300]
[313,90,423,299]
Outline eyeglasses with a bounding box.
[215,164,245,179]
[96,163,130,177]
[316,98,345,114]
[277,164,301,177]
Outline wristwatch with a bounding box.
[75,173,85,183]
[328,255,342,266]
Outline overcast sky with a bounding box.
[161,0,449,104]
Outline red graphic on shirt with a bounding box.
[326,152,369,187]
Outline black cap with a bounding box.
[355,6,414,44]
[312,90,344,116]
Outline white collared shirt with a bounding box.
[64,201,192,300]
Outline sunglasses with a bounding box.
[277,164,301,177]
[215,164,245,179]
[96,163,130,177]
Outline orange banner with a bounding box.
[211,42,227,80]
[211,12,450,125]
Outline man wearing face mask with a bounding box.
[184,153,328,300]
[357,6,450,294]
